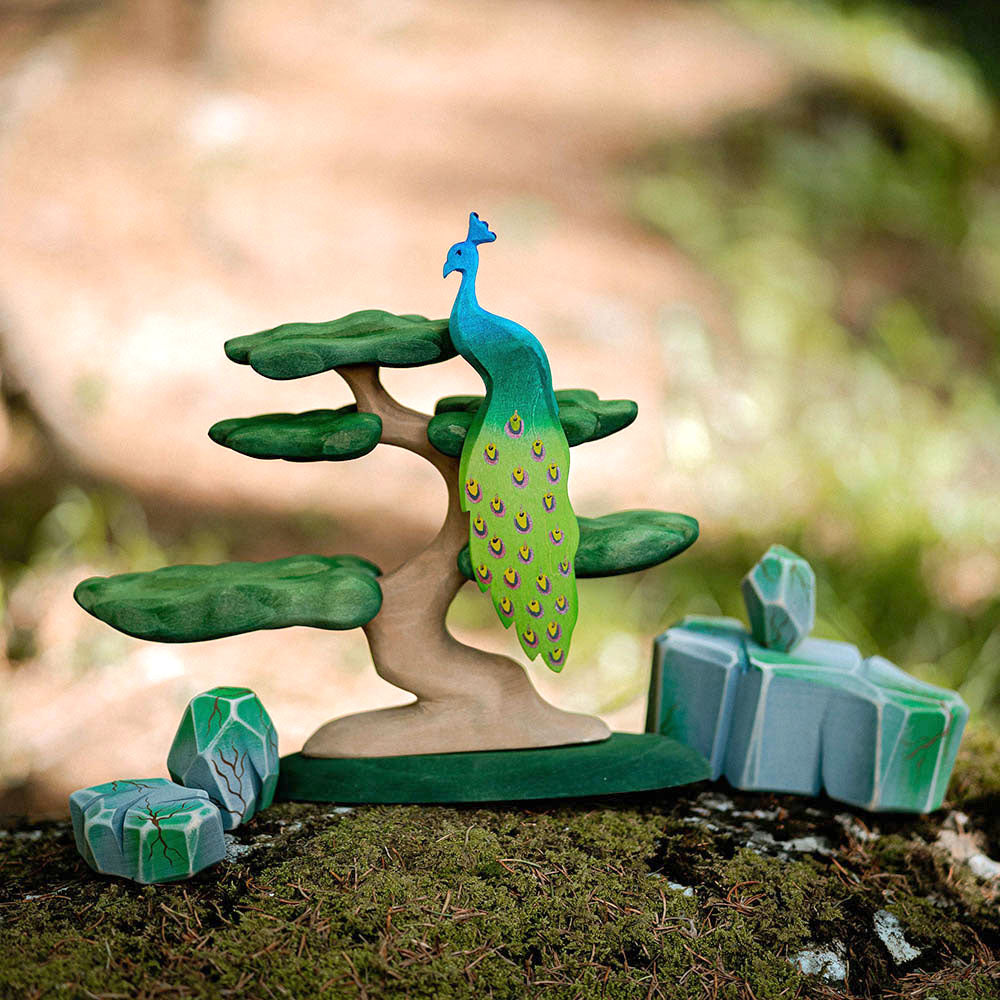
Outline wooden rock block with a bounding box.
[647,617,968,812]
[69,779,225,884]
[167,687,280,830]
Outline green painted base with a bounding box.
[275,733,709,804]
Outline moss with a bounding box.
[3,764,1000,999]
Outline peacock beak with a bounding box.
[443,260,455,278]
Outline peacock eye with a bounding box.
[456,250,462,256]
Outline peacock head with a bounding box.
[443,212,497,278]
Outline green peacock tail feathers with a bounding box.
[460,405,579,671]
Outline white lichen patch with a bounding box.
[874,909,922,964]
[935,813,1000,880]
[790,942,847,982]
[744,829,832,858]
[968,853,1000,880]
[223,833,254,862]
[835,813,878,842]
[667,881,696,898]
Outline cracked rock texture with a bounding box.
[68,778,225,884]
[167,687,279,830]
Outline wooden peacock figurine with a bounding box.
[444,212,579,671]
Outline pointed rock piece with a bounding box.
[69,778,225,883]
[168,687,279,830]
[741,544,815,652]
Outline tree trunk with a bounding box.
[301,365,609,758]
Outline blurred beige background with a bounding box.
[2,0,997,813]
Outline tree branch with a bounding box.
[337,364,454,482]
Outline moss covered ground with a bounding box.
[2,729,999,999]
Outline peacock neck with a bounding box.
[450,257,489,379]
[453,261,480,316]
[448,253,557,417]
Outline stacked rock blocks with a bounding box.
[647,547,968,813]
[71,687,279,883]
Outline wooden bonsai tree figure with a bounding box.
[75,214,698,759]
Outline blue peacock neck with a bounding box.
[449,246,488,375]
[448,237,558,415]
[451,250,480,319]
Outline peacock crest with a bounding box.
[444,213,580,671]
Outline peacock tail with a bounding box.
[459,399,579,671]
[445,211,580,671]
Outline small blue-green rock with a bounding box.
[167,686,279,829]
[69,778,225,883]
[741,544,815,652]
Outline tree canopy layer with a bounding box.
[428,389,638,455]
[458,510,698,580]
[224,311,452,379]
[74,555,383,642]
[209,406,383,462]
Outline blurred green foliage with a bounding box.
[615,0,1000,723]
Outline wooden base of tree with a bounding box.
[282,734,709,802]
[303,699,609,759]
